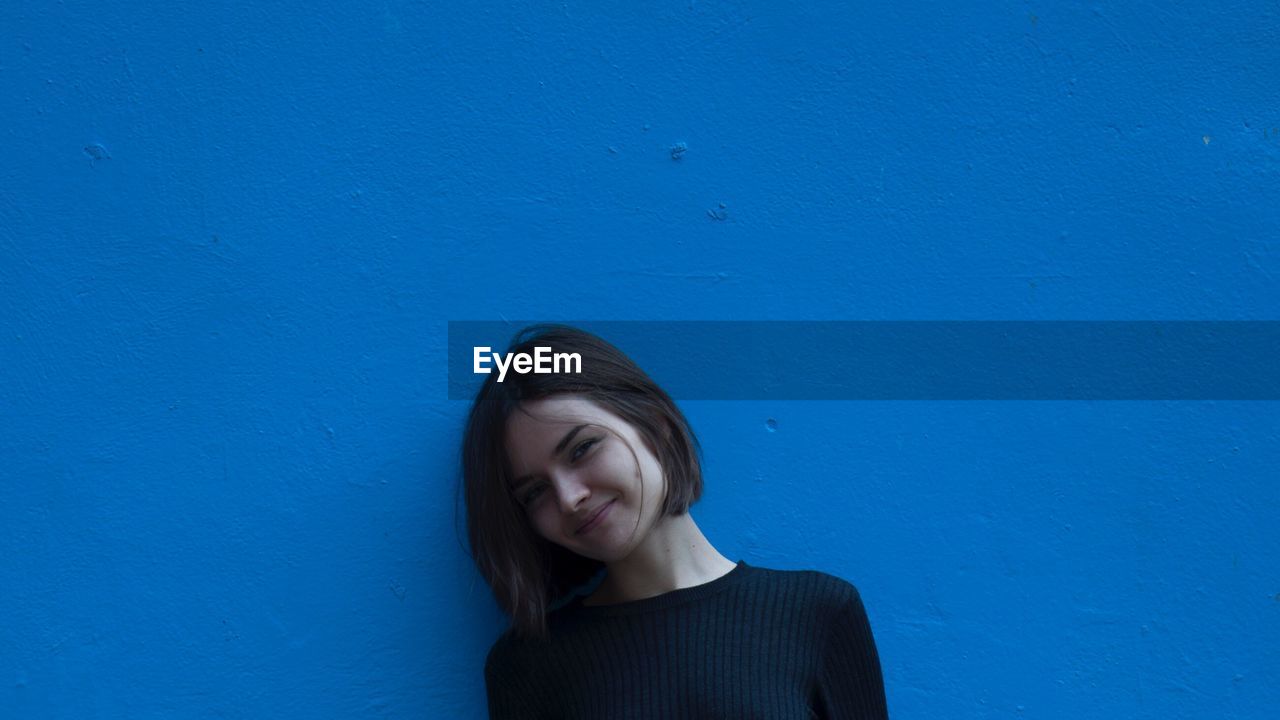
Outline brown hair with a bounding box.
[461,324,703,639]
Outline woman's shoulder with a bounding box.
[484,625,542,674]
[484,627,516,669]
[739,562,867,612]
[485,612,583,663]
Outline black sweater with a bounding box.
[484,561,889,719]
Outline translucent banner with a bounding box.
[447,321,1280,400]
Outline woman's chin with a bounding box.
[568,534,635,564]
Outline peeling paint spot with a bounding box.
[706,202,728,221]
[1202,135,1211,145]
[670,142,687,160]
[389,580,407,601]
[765,418,778,432]
[83,143,110,161]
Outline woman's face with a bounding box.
[504,395,667,563]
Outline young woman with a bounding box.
[462,324,889,719]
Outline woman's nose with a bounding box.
[551,472,590,512]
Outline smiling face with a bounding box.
[505,395,668,563]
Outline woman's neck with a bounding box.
[584,512,737,606]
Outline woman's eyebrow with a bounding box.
[552,424,588,456]
[511,424,589,488]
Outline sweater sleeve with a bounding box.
[813,588,889,719]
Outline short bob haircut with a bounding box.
[461,324,703,640]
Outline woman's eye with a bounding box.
[571,438,598,462]
[520,485,545,507]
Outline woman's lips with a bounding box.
[576,500,615,535]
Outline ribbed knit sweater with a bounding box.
[484,561,888,719]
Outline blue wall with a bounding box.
[2,1,1277,717]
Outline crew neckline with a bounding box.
[560,560,753,617]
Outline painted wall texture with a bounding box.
[2,1,1277,718]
